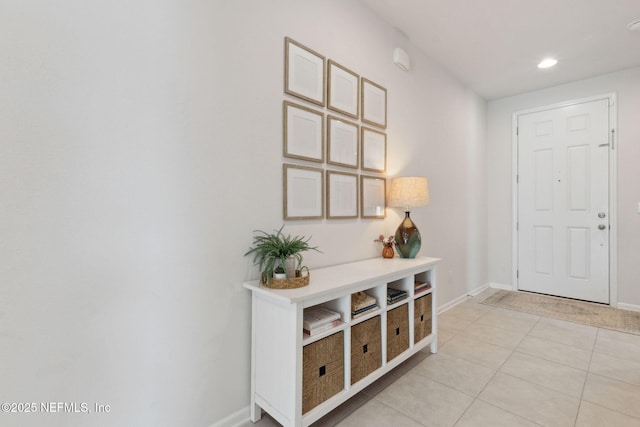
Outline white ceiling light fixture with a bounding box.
[628,20,640,31]
[538,58,558,69]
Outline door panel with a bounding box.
[534,226,553,275]
[518,99,610,303]
[534,149,553,210]
[568,227,589,279]
[567,145,588,210]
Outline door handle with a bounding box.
[598,224,606,230]
[598,212,606,218]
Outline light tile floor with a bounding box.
[245,289,640,427]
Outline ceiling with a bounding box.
[360,0,640,100]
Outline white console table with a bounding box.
[243,256,440,427]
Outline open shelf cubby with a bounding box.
[244,256,440,427]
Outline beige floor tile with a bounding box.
[253,294,640,427]
[439,335,513,370]
[575,401,640,427]
[362,359,419,397]
[475,307,540,334]
[403,350,432,370]
[516,335,592,370]
[240,412,281,427]
[445,300,494,319]
[411,352,496,396]
[466,305,490,315]
[375,373,473,427]
[589,351,640,387]
[312,392,372,427]
[438,327,457,348]
[334,398,423,427]
[467,287,501,304]
[500,351,587,398]
[454,400,542,427]
[528,317,597,350]
[597,328,640,346]
[593,328,640,362]
[438,311,476,332]
[582,373,640,419]
[462,323,527,349]
[478,372,580,427]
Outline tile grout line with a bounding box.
[452,315,539,426]
[514,343,590,372]
[379,304,492,426]
[569,329,640,424]
[367,396,430,427]
[472,315,547,426]
[425,301,601,425]
[315,292,640,426]
[584,371,640,420]
[572,327,598,426]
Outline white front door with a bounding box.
[517,98,610,303]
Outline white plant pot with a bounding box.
[284,257,298,279]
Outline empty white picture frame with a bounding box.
[361,127,386,173]
[361,175,386,218]
[285,37,326,106]
[283,101,324,162]
[361,78,387,129]
[283,164,324,220]
[327,60,359,119]
[327,171,358,219]
[327,115,358,169]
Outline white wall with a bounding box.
[0,1,487,425]
[487,67,640,306]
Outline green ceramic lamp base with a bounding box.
[394,211,421,258]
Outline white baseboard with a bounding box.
[438,293,469,314]
[468,283,489,297]
[438,283,496,314]
[618,302,640,313]
[210,406,249,427]
[488,282,514,291]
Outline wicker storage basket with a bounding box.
[414,294,433,343]
[350,316,382,385]
[261,267,310,289]
[386,304,409,362]
[302,331,344,414]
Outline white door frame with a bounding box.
[511,93,618,306]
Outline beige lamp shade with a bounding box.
[388,177,429,210]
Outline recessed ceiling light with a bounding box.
[538,58,558,69]
[629,20,640,31]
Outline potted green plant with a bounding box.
[245,225,320,285]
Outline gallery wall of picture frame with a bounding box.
[283,36,388,221]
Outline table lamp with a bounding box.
[388,177,429,258]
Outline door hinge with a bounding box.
[516,174,519,184]
[611,129,615,150]
[516,222,519,231]
[516,127,519,136]
[517,270,519,279]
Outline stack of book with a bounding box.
[303,306,341,336]
[414,280,432,294]
[387,287,408,304]
[351,291,378,319]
